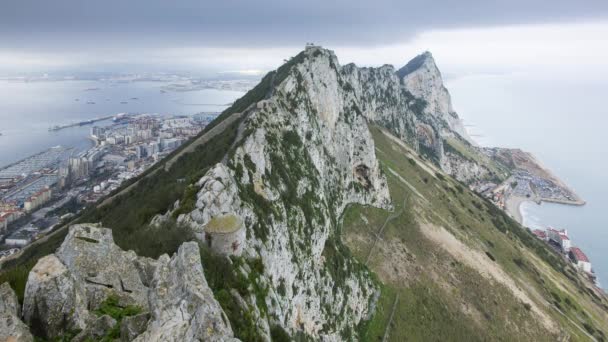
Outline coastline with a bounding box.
[505,193,585,226]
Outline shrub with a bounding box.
[270,325,291,342]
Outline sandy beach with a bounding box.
[505,195,529,225]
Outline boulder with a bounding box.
[55,224,152,310]
[22,254,89,339]
[134,242,239,342]
[0,283,33,342]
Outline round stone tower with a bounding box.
[203,213,246,256]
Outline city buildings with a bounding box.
[0,112,215,255]
[24,188,51,212]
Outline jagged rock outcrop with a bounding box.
[0,283,33,342]
[18,224,236,341]
[55,223,153,310]
[22,254,90,338]
[134,242,237,342]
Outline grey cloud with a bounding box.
[2,0,608,50]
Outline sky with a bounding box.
[1,1,608,77]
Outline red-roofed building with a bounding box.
[569,247,591,273]
[547,227,571,252]
[532,229,547,240]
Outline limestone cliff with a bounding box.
[180,47,391,339]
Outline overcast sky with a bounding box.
[1,0,608,76]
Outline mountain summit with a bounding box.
[398,51,472,143]
[1,46,606,341]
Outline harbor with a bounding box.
[48,114,114,131]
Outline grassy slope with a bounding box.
[344,126,608,341]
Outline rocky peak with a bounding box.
[397,52,473,144]
[396,50,434,78]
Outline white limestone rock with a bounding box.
[134,242,238,342]
[0,282,19,316]
[398,51,473,144]
[22,254,89,339]
[0,312,34,342]
[55,224,152,310]
[0,283,33,342]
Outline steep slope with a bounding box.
[1,47,607,342]
[344,127,608,341]
[175,47,392,339]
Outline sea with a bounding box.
[0,80,244,167]
[448,72,608,288]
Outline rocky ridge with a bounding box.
[1,46,591,341]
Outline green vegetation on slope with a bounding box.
[342,125,608,341]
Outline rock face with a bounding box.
[181,47,392,339]
[134,242,237,342]
[55,223,152,309]
[0,283,33,342]
[18,224,236,341]
[22,254,89,338]
[120,313,150,341]
[0,282,19,316]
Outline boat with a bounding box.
[86,101,96,105]
[120,101,128,104]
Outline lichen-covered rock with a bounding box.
[0,282,19,316]
[0,312,34,342]
[120,312,150,341]
[134,242,238,342]
[72,315,117,342]
[22,254,89,339]
[55,224,152,310]
[0,283,33,342]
